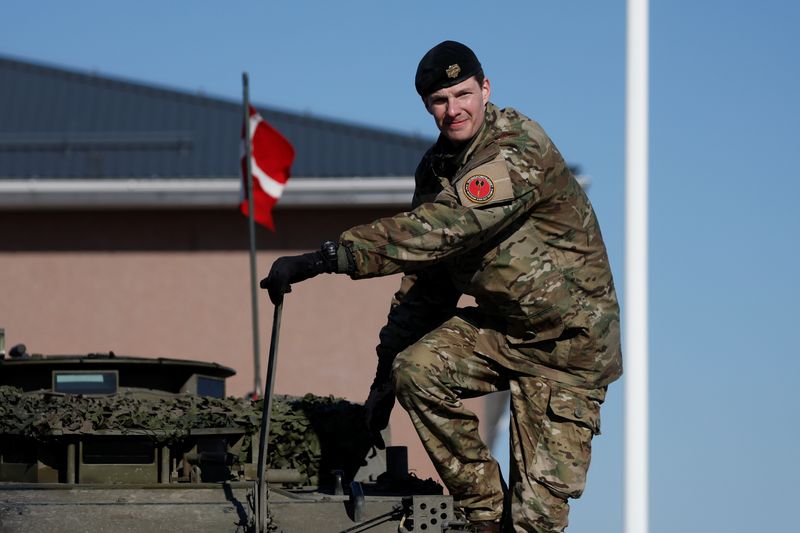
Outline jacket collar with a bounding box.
[428,102,502,178]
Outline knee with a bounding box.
[390,344,438,403]
[390,348,419,395]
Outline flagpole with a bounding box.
[243,72,263,398]
[625,0,649,532]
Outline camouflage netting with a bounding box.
[0,386,373,485]
[265,393,374,485]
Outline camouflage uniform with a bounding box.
[339,103,621,532]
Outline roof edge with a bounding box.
[0,177,416,209]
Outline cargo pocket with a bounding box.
[531,385,600,499]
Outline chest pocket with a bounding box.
[453,156,514,208]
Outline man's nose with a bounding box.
[446,99,461,117]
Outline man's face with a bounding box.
[424,76,491,144]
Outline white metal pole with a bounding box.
[625,0,649,532]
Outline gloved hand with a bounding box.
[260,251,327,305]
[364,379,395,449]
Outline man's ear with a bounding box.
[482,77,491,106]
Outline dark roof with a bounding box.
[0,56,433,180]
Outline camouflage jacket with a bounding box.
[339,104,621,388]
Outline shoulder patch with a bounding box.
[464,175,494,202]
[455,157,513,208]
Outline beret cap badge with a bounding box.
[446,64,461,79]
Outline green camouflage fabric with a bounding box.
[339,103,620,529]
[341,103,621,389]
[391,315,602,531]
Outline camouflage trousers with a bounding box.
[391,315,603,533]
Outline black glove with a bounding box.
[261,251,328,305]
[364,349,397,448]
[364,380,395,449]
[261,241,354,304]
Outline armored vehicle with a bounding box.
[0,343,464,533]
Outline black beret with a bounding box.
[415,40,483,97]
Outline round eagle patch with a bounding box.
[464,174,495,203]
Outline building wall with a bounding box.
[0,207,493,481]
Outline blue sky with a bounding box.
[3,1,798,531]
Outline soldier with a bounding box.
[262,41,622,533]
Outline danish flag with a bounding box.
[240,105,295,231]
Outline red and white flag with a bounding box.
[240,105,295,231]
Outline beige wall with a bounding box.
[0,208,493,482]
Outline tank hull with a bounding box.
[0,483,457,533]
[0,483,254,533]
